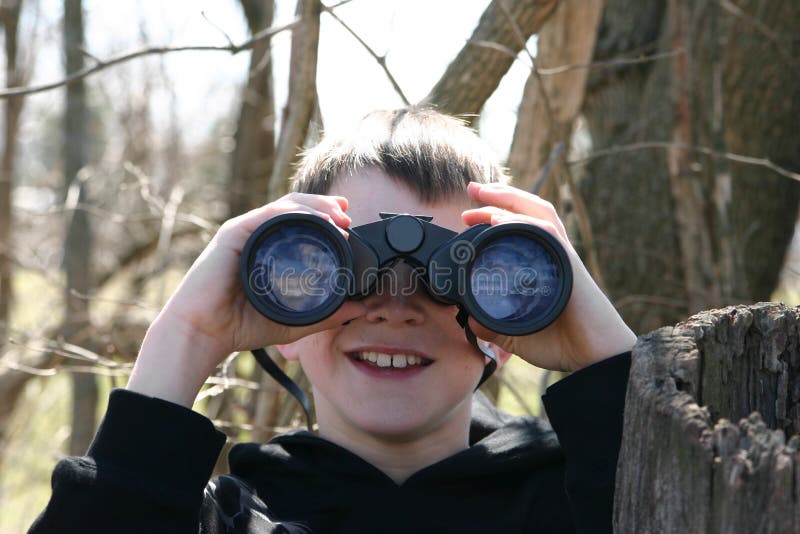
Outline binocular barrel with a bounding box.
[240,212,572,336]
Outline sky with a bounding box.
[21,0,534,159]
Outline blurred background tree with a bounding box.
[0,0,796,529]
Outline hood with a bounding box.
[223,392,563,532]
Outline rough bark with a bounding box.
[421,0,557,121]
[666,0,721,313]
[63,0,97,457]
[580,0,800,334]
[228,0,276,217]
[0,0,22,352]
[615,302,800,533]
[720,0,800,302]
[269,0,319,199]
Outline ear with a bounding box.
[479,340,513,369]
[275,341,301,362]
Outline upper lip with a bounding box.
[345,346,435,362]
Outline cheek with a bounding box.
[294,331,339,378]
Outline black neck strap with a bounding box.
[250,348,314,432]
[455,306,498,388]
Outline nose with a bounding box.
[362,262,426,326]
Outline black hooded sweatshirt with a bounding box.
[29,351,630,534]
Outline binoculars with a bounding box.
[240,211,573,337]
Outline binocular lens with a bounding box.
[469,234,563,325]
[247,224,344,316]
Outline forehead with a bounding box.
[327,167,472,232]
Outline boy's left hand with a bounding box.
[462,182,636,372]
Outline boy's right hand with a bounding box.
[126,193,367,408]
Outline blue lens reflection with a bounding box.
[470,234,561,323]
[249,225,341,313]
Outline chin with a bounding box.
[351,412,434,442]
[345,396,470,443]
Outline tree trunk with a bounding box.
[507,0,603,197]
[63,0,97,457]
[229,0,276,217]
[0,0,22,353]
[269,0,320,199]
[614,302,800,533]
[580,0,800,335]
[422,0,557,122]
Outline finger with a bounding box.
[224,205,349,250]
[467,182,566,237]
[241,194,351,231]
[490,213,564,242]
[461,206,513,226]
[285,193,351,220]
[464,206,567,244]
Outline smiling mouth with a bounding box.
[346,351,434,369]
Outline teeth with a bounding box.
[358,351,428,368]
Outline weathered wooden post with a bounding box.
[614,302,800,533]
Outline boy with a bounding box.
[30,108,636,533]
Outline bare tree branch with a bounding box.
[0,18,301,99]
[501,0,607,291]
[568,141,800,184]
[201,10,235,48]
[422,0,558,118]
[269,0,321,198]
[536,48,685,76]
[321,4,410,105]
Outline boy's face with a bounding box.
[279,168,501,442]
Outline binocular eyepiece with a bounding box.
[240,211,572,337]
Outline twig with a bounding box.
[7,336,124,367]
[496,0,551,121]
[467,39,523,64]
[537,49,685,76]
[468,40,682,76]
[205,375,264,391]
[269,0,322,198]
[716,0,786,45]
[0,18,301,99]
[531,142,564,194]
[324,0,354,10]
[0,358,57,376]
[77,47,102,65]
[60,365,132,377]
[201,10,235,48]
[320,3,409,105]
[68,288,159,311]
[497,0,606,291]
[568,141,800,183]
[17,201,218,232]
